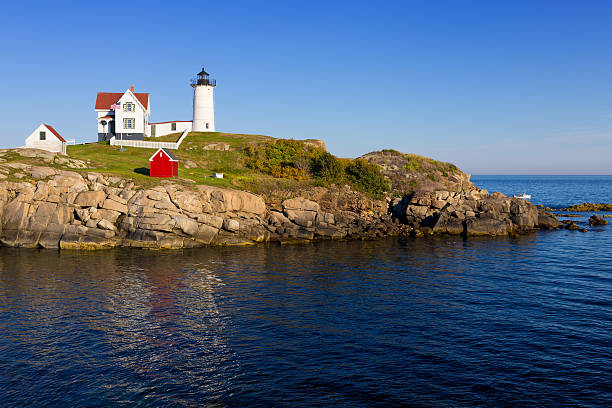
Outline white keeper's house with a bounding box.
[95,67,216,142]
[24,124,67,154]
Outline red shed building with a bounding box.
[149,148,179,177]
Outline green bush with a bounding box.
[345,159,390,198]
[244,140,390,196]
[243,139,321,180]
[310,152,344,182]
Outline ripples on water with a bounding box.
[1,232,611,407]
[1,175,611,406]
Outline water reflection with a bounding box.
[0,233,610,406]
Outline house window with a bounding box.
[39,131,46,141]
[206,123,209,129]
[124,118,135,129]
[171,123,177,131]
[124,102,135,112]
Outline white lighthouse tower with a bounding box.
[191,67,216,132]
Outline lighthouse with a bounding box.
[191,67,216,132]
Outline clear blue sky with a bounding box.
[1,1,611,174]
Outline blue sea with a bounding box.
[472,175,612,208]
[0,176,610,407]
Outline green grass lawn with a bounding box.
[65,132,274,189]
[181,132,272,149]
[143,132,183,142]
[7,131,399,198]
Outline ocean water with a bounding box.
[0,176,611,407]
[472,175,612,208]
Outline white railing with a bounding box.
[175,129,190,146]
[109,129,189,150]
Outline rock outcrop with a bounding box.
[0,166,399,249]
[362,150,474,193]
[390,190,559,236]
[0,162,566,250]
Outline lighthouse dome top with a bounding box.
[191,67,216,87]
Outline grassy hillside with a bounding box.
[67,132,272,188]
[0,131,469,198]
[62,132,390,197]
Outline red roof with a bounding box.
[95,92,149,110]
[98,115,114,120]
[149,148,179,162]
[44,124,66,142]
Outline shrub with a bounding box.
[402,160,421,173]
[243,139,321,180]
[294,155,311,173]
[310,152,344,182]
[345,159,390,198]
[271,166,307,181]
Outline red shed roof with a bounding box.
[95,92,149,110]
[43,124,66,142]
[149,148,179,162]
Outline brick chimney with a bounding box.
[130,84,134,92]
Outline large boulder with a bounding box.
[166,189,201,213]
[198,186,266,215]
[2,201,31,230]
[465,217,509,236]
[282,197,320,212]
[282,197,319,228]
[538,212,562,229]
[101,197,128,214]
[50,172,88,193]
[74,190,107,207]
[15,148,56,161]
[195,224,218,244]
[432,214,465,235]
[508,198,538,229]
[222,219,240,232]
[97,219,117,231]
[284,209,317,227]
[28,166,58,179]
[173,216,199,236]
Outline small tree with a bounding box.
[345,159,390,198]
[310,152,344,182]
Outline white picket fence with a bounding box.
[110,129,190,150]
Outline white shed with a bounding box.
[24,124,67,154]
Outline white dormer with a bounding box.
[115,88,149,135]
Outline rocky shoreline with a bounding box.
[561,203,612,212]
[0,162,582,250]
